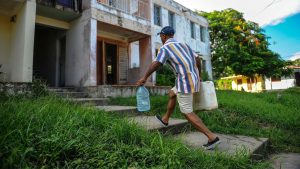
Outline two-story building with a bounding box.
[0,0,212,88]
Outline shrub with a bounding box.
[215,79,232,90]
[156,65,175,86]
[31,78,49,97]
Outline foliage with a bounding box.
[200,9,291,79]
[0,64,2,75]
[0,95,268,168]
[215,79,233,90]
[292,59,300,66]
[201,71,211,81]
[156,65,175,86]
[111,88,300,153]
[31,78,49,97]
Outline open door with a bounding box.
[295,72,300,86]
[105,43,118,85]
[59,36,66,87]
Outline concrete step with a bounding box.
[95,105,138,116]
[128,116,190,135]
[174,132,269,158]
[270,153,300,169]
[71,98,109,106]
[55,92,89,98]
[48,87,77,92]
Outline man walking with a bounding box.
[136,26,220,150]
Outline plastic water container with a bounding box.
[193,81,218,111]
[136,86,150,112]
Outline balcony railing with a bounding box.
[37,0,82,12]
[97,0,150,20]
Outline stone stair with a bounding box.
[129,116,269,157]
[49,87,269,158]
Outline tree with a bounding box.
[292,59,300,66]
[200,9,290,79]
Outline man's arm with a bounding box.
[137,61,162,86]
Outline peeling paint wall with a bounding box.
[0,15,11,82]
[10,0,36,82]
[66,9,97,87]
[91,0,151,35]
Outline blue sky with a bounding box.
[263,13,300,60]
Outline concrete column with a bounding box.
[66,10,97,87]
[139,36,153,85]
[10,0,36,82]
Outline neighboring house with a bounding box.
[220,67,300,92]
[220,75,264,92]
[265,66,300,90]
[0,0,212,88]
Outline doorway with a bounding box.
[33,25,66,87]
[58,36,66,87]
[105,43,118,85]
[295,72,300,86]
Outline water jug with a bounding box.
[136,86,150,112]
[193,81,218,111]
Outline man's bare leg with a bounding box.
[161,90,176,123]
[184,112,217,142]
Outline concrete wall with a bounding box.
[83,85,171,98]
[127,37,152,85]
[265,77,296,90]
[91,0,151,35]
[0,15,11,82]
[1,0,36,82]
[151,0,213,82]
[66,9,97,87]
[139,37,153,85]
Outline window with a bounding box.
[154,5,161,26]
[200,25,205,42]
[168,11,175,29]
[237,79,242,85]
[271,76,281,82]
[108,0,116,8]
[190,21,195,39]
[201,60,206,73]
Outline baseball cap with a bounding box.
[157,26,175,36]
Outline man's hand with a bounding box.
[136,61,162,86]
[136,77,147,86]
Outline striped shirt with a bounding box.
[154,38,200,94]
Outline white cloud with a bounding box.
[174,0,300,26]
[290,52,300,61]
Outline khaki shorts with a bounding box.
[171,87,194,114]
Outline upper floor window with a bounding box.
[168,11,175,29]
[190,21,195,39]
[108,0,116,8]
[200,25,206,42]
[154,4,161,26]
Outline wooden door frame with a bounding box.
[97,37,127,85]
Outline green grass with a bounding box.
[111,88,300,153]
[0,94,269,168]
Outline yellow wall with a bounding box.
[231,75,264,92]
[0,15,11,81]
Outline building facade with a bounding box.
[0,0,212,87]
